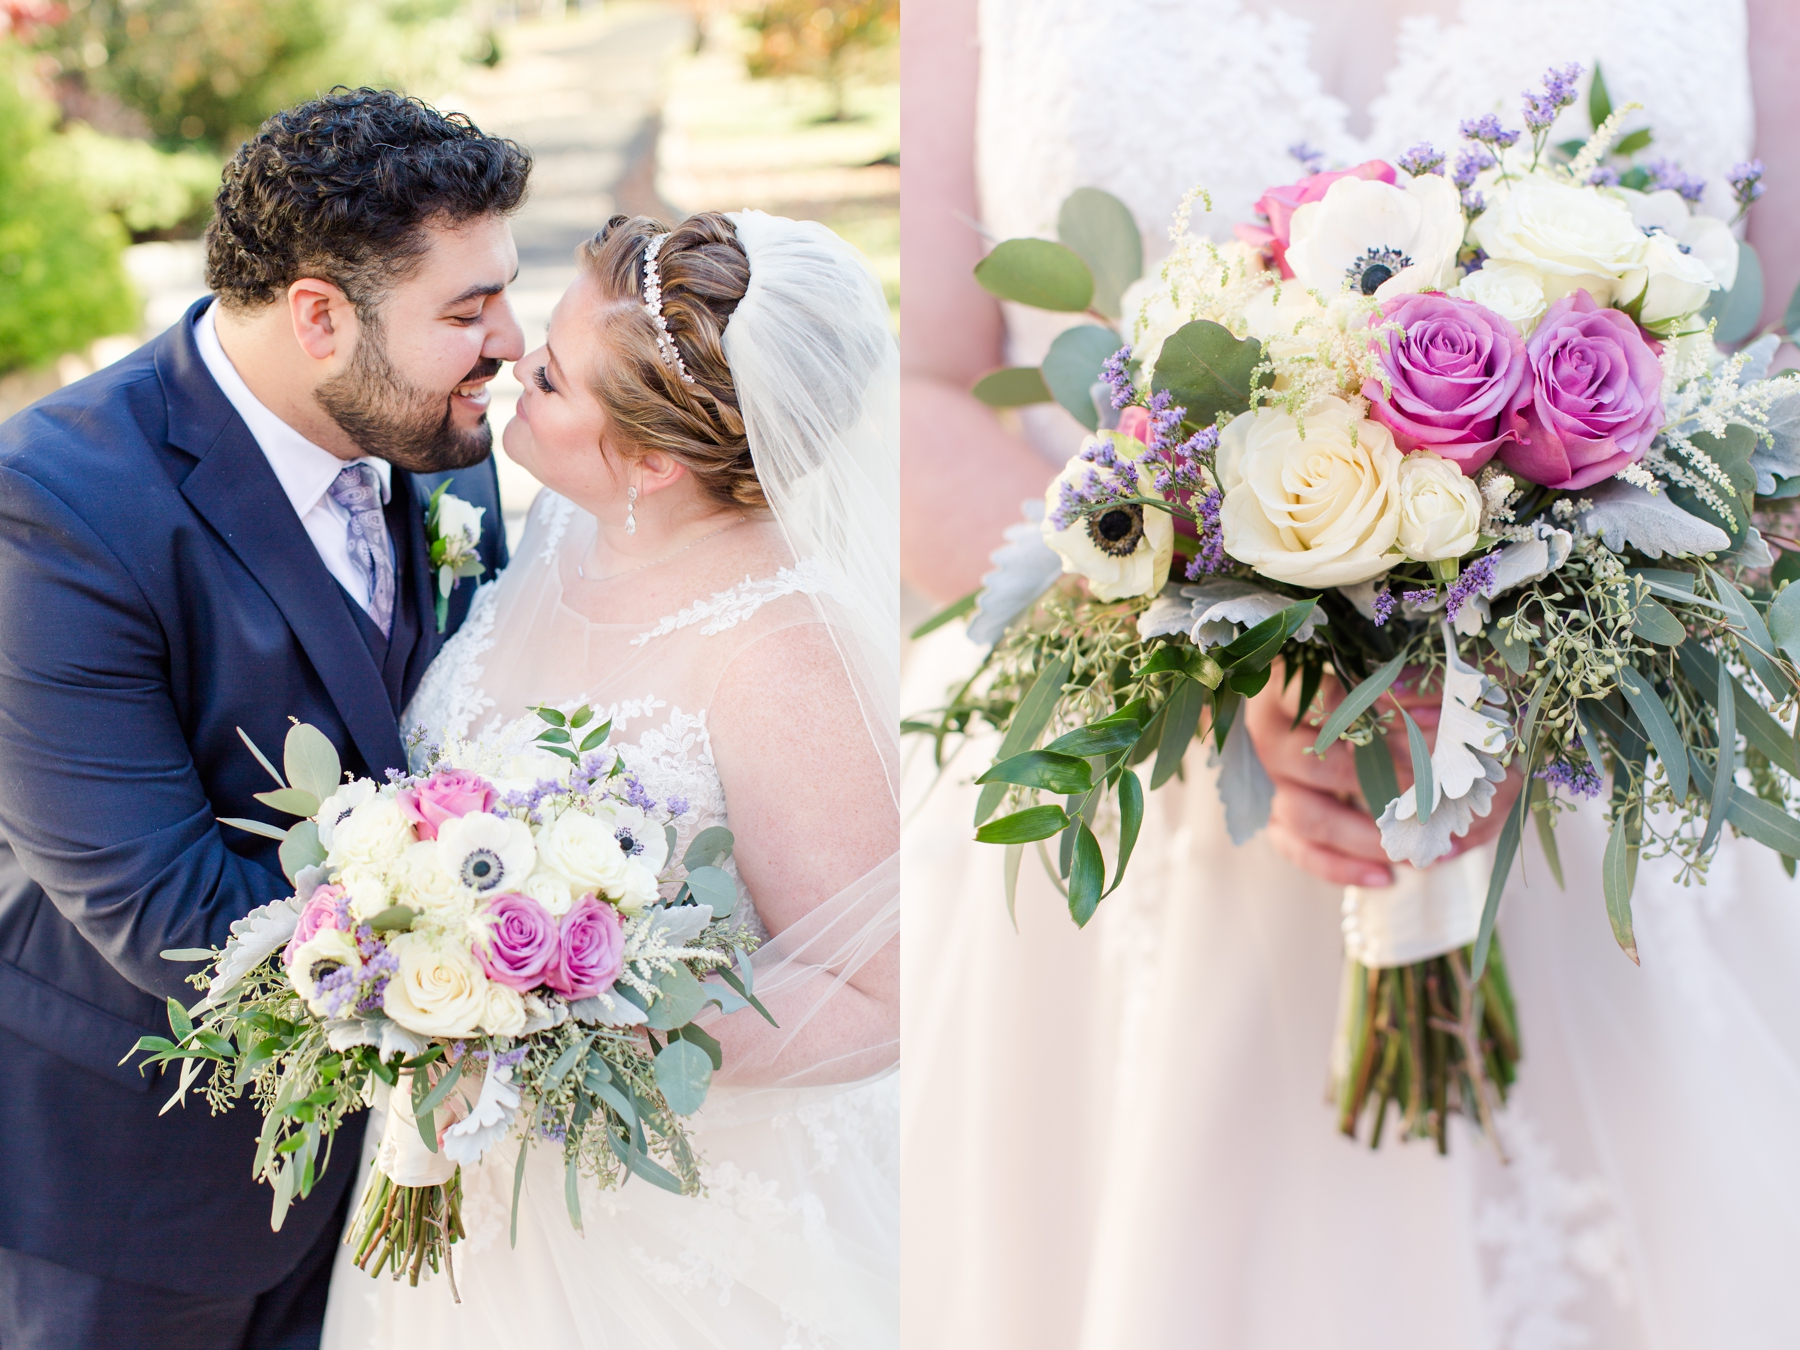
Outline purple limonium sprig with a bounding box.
[1372,588,1397,627]
[1403,586,1438,608]
[667,794,690,817]
[1184,487,1229,580]
[1102,346,1136,409]
[1444,552,1501,621]
[1050,433,1144,531]
[1587,165,1622,187]
[538,1120,569,1144]
[1397,142,1445,177]
[1521,62,1582,134]
[1452,146,1494,189]
[1288,142,1326,174]
[1645,159,1706,204]
[1152,424,1219,497]
[1536,757,1604,799]
[499,777,567,824]
[1144,388,1183,455]
[1728,159,1765,220]
[1459,114,1521,149]
[623,773,657,813]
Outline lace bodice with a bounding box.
[978,0,1752,460]
[402,491,834,939]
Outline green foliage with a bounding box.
[31,0,483,152]
[1700,240,1763,346]
[0,56,136,374]
[57,123,221,237]
[974,238,1094,312]
[1149,320,1271,429]
[742,0,898,124]
[1042,324,1122,430]
[1056,188,1141,321]
[971,366,1050,409]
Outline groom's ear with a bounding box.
[286,277,360,364]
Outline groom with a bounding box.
[0,90,527,1347]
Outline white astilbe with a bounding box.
[615,905,733,1006]
[1477,465,1529,541]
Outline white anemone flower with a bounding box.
[1041,432,1175,602]
[315,779,375,850]
[591,802,669,875]
[1285,173,1464,300]
[435,812,536,896]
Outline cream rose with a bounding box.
[1637,230,1720,328]
[1451,262,1548,334]
[1395,451,1484,561]
[382,932,489,1038]
[400,839,461,914]
[1471,175,1647,306]
[336,864,392,923]
[616,860,661,916]
[478,980,527,1036]
[534,810,630,900]
[1042,431,1175,602]
[326,795,416,870]
[520,870,576,917]
[1216,396,1405,588]
[433,493,485,548]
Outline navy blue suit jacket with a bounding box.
[0,299,506,1297]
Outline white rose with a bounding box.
[1638,230,1720,328]
[1285,173,1464,300]
[1471,175,1647,306]
[400,839,461,914]
[327,795,415,870]
[616,860,661,916]
[1618,186,1739,293]
[336,865,392,923]
[521,870,577,917]
[435,812,536,896]
[1041,431,1175,602]
[1216,396,1405,588]
[1451,262,1548,334]
[315,779,375,850]
[478,980,526,1036]
[1395,451,1484,562]
[534,810,630,899]
[434,493,485,549]
[286,927,361,1013]
[382,932,489,1038]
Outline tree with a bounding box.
[742,0,897,124]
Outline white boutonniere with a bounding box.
[425,484,486,632]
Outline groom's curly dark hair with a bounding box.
[204,88,531,314]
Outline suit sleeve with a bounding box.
[0,466,289,1000]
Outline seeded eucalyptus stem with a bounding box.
[347,1169,466,1299]
[1334,940,1520,1156]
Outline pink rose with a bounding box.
[545,895,625,1000]
[1234,160,1397,277]
[474,892,559,991]
[1114,405,1150,445]
[1362,292,1530,475]
[282,884,348,966]
[398,769,496,842]
[1500,289,1665,490]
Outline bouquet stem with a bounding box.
[1332,939,1520,1156]
[347,1167,466,1298]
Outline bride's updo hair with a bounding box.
[576,212,765,509]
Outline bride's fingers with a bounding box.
[1267,782,1395,885]
[1244,684,1361,796]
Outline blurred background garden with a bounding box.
[0,0,897,537]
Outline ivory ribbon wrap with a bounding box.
[1340,844,1496,968]
[373,1070,459,1187]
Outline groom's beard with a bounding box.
[316,329,500,474]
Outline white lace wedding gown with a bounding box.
[324,498,898,1350]
[903,3,1800,1346]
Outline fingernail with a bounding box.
[1361,870,1391,886]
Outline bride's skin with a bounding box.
[905,0,1800,886]
[504,271,899,1082]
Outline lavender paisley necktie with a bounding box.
[326,462,395,637]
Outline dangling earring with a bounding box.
[625,484,638,536]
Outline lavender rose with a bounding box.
[1362,292,1529,475]
[1500,289,1665,490]
[545,895,625,1000]
[398,769,496,842]
[282,883,348,967]
[473,892,559,991]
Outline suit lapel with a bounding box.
[159,301,409,776]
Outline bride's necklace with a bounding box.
[575,516,748,582]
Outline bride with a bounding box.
[323,209,899,1347]
[905,1,1800,1346]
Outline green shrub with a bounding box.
[743,0,898,123]
[0,59,137,374]
[58,123,222,238]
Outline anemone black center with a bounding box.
[462,848,502,890]
[1346,246,1412,296]
[616,828,641,857]
[1088,503,1145,558]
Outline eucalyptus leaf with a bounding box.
[1602,808,1641,964]
[972,366,1052,408]
[1613,127,1652,155]
[219,816,289,843]
[1768,582,1800,661]
[683,865,737,919]
[282,723,342,803]
[1312,651,1408,756]
[1616,665,1689,801]
[1401,707,1434,822]
[1150,320,1269,428]
[682,826,734,871]
[1630,596,1686,646]
[1057,187,1142,320]
[1677,640,1800,776]
[1003,841,1024,929]
[1109,769,1144,895]
[1043,325,1125,430]
[1700,654,1736,856]
[1709,568,1787,700]
[1702,240,1764,346]
[1472,764,1532,980]
[1353,733,1400,821]
[237,726,287,789]
[277,821,325,885]
[974,653,1073,826]
[1216,598,1318,671]
[653,1037,713,1116]
[253,787,320,818]
[1588,62,1612,129]
[1044,721,1142,757]
[975,749,1094,795]
[645,964,708,1032]
[974,238,1095,312]
[975,804,1070,845]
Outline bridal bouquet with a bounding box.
[137,712,770,1292]
[913,64,1800,1152]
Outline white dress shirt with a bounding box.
[194,302,394,615]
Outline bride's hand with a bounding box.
[1244,667,1522,887]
